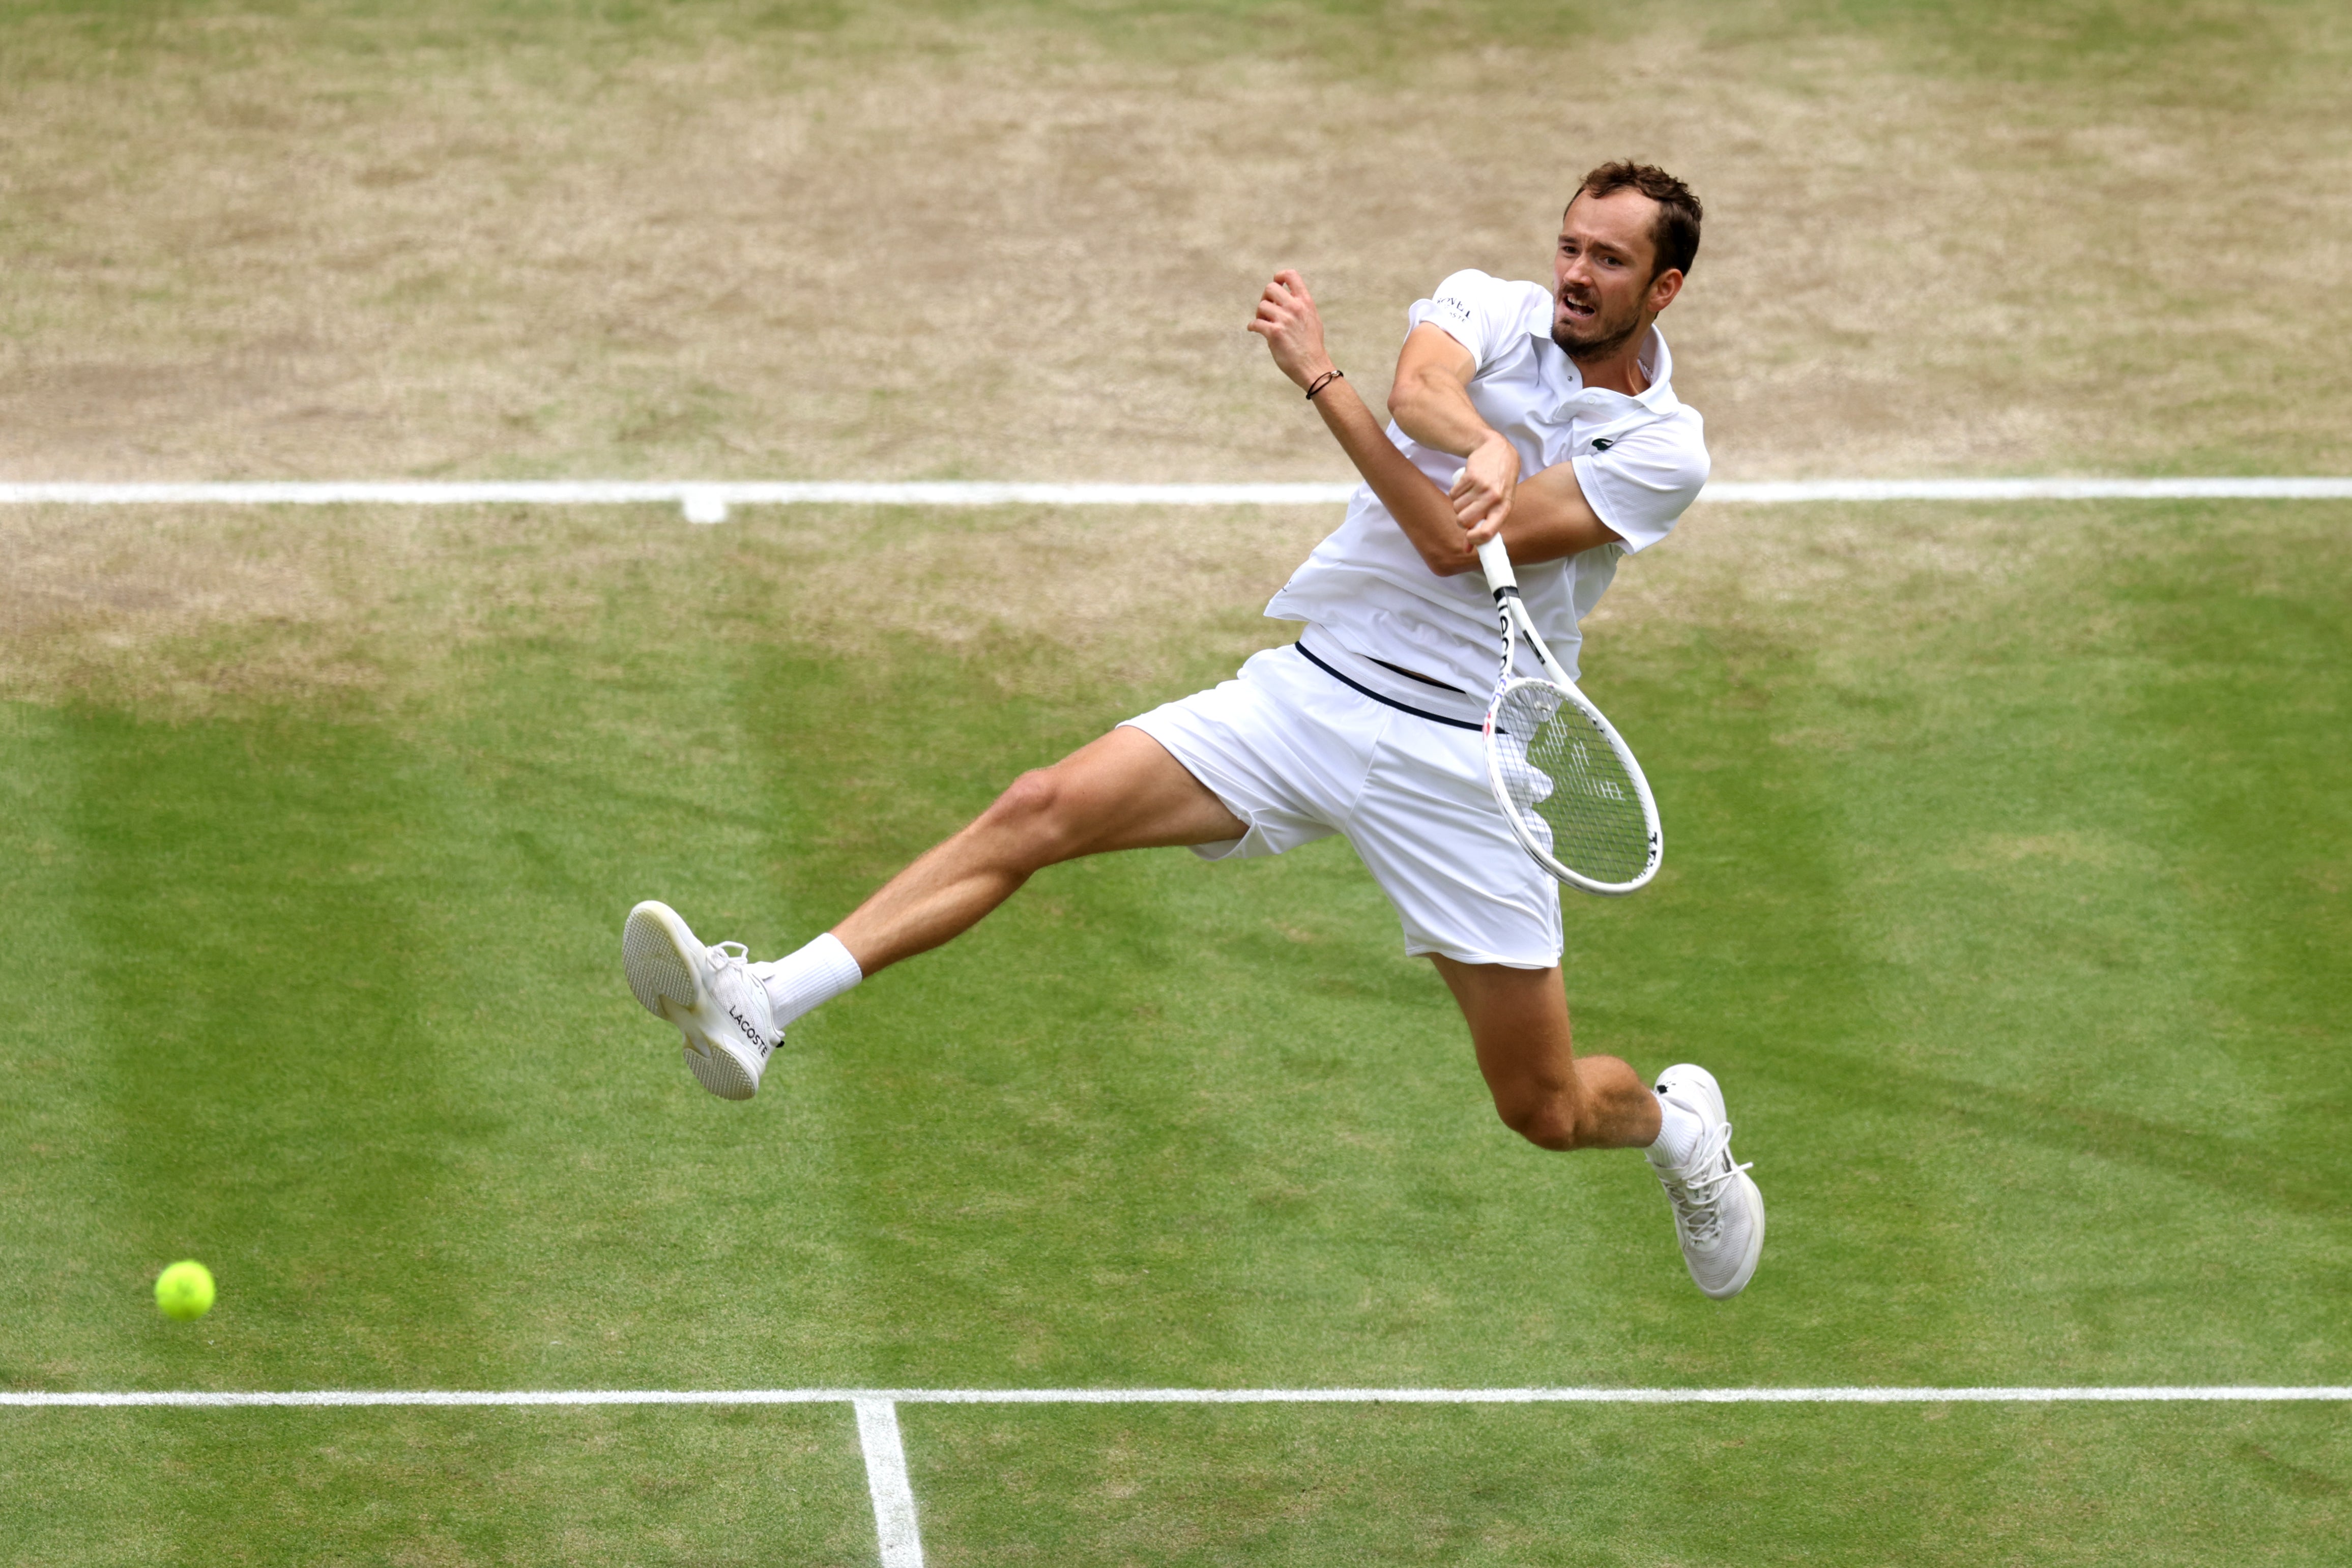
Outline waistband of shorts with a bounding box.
[1291,634,1486,731]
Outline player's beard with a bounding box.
[1551,288,1643,365]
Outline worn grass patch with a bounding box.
[3,0,2347,485]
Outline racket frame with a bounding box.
[1475,537,1663,895]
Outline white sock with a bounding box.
[1647,1095,1704,1167]
[753,933,863,1027]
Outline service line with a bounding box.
[5,1386,2347,1409]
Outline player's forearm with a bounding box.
[1312,390,1616,578]
[1495,464,1623,565]
[1409,464,1623,576]
[1307,381,1479,574]
[1248,272,1508,573]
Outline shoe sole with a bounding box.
[623,901,760,1102]
[682,1034,759,1101]
[624,901,699,1019]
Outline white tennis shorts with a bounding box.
[1120,643,1562,968]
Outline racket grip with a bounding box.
[1476,535,1519,596]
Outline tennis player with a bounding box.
[625,162,1764,1298]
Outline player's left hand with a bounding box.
[1247,270,1336,391]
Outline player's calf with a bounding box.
[1487,1055,1656,1150]
[1488,1079,1582,1150]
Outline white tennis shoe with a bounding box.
[622,900,780,1101]
[1649,1064,1764,1299]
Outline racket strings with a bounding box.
[1492,683,1652,884]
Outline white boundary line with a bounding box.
[854,1398,927,1568]
[4,1385,2346,1408]
[18,1386,2339,1568]
[0,477,2346,524]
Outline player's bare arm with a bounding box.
[1251,271,1621,576]
[1388,324,1519,542]
[1445,462,1621,575]
[1251,271,1493,572]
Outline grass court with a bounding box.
[4,2,2349,1563]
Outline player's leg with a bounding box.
[623,725,1241,1099]
[831,725,1244,974]
[1337,720,1656,1148]
[1342,706,1766,1295]
[1426,956,1658,1150]
[1429,955,1763,1296]
[724,645,1353,1077]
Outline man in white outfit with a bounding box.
[624,161,1764,1298]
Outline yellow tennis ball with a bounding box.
[155,1260,215,1322]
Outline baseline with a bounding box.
[6,1385,2347,1408]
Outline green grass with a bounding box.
[906,1403,2352,1565]
[5,0,2348,1558]
[0,1406,877,1566]
[2,499,2347,1562]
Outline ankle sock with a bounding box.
[1647,1094,1704,1167]
[754,933,863,1026]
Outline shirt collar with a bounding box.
[1529,321,1679,419]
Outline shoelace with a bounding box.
[704,941,778,1045]
[1660,1120,1754,1245]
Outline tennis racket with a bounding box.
[1476,535,1663,895]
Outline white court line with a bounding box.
[14,1387,2339,1568]
[854,1399,927,1568]
[0,477,2347,523]
[4,1385,2346,1408]
[0,481,1358,508]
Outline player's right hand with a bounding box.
[1450,432,1520,544]
[1247,270,1336,391]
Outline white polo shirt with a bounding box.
[1265,269,1709,711]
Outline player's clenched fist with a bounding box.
[1248,270,1337,391]
[1448,435,1520,545]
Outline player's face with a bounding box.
[1552,189,1669,361]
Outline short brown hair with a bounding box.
[1570,161,1702,280]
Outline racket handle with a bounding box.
[1476,535,1519,597]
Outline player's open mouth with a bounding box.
[1558,295,1597,321]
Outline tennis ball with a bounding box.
[155,1260,215,1322]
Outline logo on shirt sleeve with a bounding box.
[1432,296,1473,324]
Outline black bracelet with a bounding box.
[1304,368,1344,401]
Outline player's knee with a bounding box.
[979,768,1081,864]
[1494,1089,1581,1152]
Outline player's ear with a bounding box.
[1646,267,1686,313]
